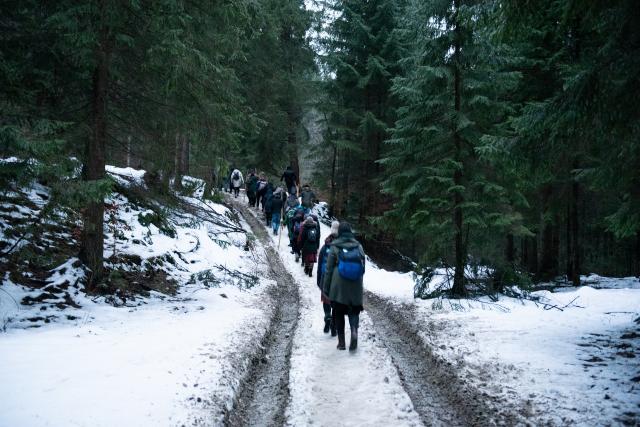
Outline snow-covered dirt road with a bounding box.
[228,196,534,426]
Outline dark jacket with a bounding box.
[298,220,320,252]
[322,233,365,306]
[271,189,285,215]
[246,175,258,194]
[316,234,336,288]
[281,169,297,189]
[300,189,316,208]
[264,184,274,213]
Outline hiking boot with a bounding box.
[349,328,358,351]
[323,319,330,333]
[330,323,337,337]
[295,254,300,262]
[337,332,346,350]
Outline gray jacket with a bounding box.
[322,234,365,306]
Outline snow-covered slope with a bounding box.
[0,167,275,426]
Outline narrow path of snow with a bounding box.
[244,207,422,426]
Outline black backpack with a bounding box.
[307,227,318,243]
[232,171,240,180]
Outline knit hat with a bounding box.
[338,221,352,236]
[330,221,339,236]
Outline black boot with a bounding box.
[349,328,358,351]
[323,319,330,333]
[330,319,337,337]
[337,332,346,350]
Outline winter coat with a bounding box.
[316,234,336,288]
[300,189,316,208]
[298,220,320,258]
[264,184,274,213]
[322,233,365,307]
[230,169,244,188]
[271,189,285,215]
[285,195,299,213]
[256,179,268,196]
[246,175,258,194]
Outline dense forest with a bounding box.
[1,0,639,297]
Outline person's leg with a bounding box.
[348,312,360,351]
[334,303,346,350]
[323,303,331,333]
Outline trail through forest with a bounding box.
[226,195,535,426]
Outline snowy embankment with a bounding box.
[367,267,640,424]
[0,167,273,426]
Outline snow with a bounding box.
[254,208,423,427]
[0,170,274,426]
[105,165,147,187]
[0,281,270,427]
[366,265,640,424]
[2,170,638,426]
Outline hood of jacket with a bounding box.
[331,235,360,249]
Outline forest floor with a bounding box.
[0,166,638,426]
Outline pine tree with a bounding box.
[381,0,519,296]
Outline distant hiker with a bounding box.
[300,184,316,209]
[298,216,320,277]
[285,191,299,214]
[291,207,306,261]
[264,182,275,226]
[256,174,268,209]
[280,165,298,195]
[230,168,244,198]
[322,222,365,351]
[271,186,286,235]
[317,220,339,335]
[246,172,258,207]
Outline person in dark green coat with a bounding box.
[322,222,365,351]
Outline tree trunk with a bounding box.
[174,132,183,190]
[80,0,110,291]
[506,233,515,264]
[451,0,466,297]
[569,176,580,285]
[538,184,557,280]
[181,135,190,176]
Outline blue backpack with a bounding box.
[320,246,331,274]
[337,247,365,281]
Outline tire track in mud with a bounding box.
[224,199,299,427]
[365,291,527,427]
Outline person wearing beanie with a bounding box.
[322,221,366,351]
[317,220,340,335]
[298,215,320,276]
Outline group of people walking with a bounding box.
[240,165,366,352]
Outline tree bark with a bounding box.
[80,0,110,290]
[568,176,580,285]
[506,233,515,264]
[538,184,557,280]
[174,132,183,190]
[451,0,466,297]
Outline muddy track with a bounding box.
[223,198,299,427]
[365,291,527,426]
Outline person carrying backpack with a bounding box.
[298,216,320,276]
[317,220,340,336]
[300,184,316,209]
[285,191,299,214]
[263,182,275,226]
[246,172,258,207]
[291,207,305,262]
[230,168,244,198]
[322,222,365,351]
[280,165,298,195]
[271,187,286,235]
[255,174,268,209]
